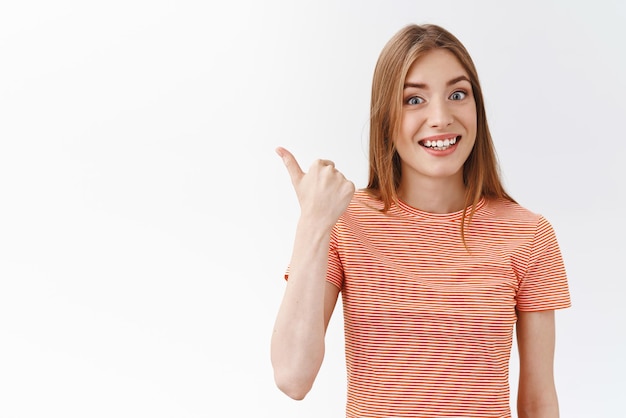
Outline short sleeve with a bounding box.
[283,224,344,291]
[516,216,571,311]
[326,225,344,290]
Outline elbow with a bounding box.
[517,386,559,418]
[277,383,309,401]
[273,370,314,400]
[270,340,324,400]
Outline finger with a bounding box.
[317,159,335,168]
[275,147,304,184]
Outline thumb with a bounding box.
[276,147,304,185]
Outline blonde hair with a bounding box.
[366,24,514,242]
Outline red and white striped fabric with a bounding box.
[324,190,571,417]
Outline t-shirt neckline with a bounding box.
[394,196,487,221]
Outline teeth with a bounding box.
[422,136,458,150]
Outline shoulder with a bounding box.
[470,198,556,243]
[481,198,544,225]
[333,189,387,234]
[477,199,564,256]
[352,188,383,206]
[342,189,385,217]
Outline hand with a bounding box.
[276,147,355,229]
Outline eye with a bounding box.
[406,96,424,105]
[449,91,467,101]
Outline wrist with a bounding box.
[296,214,336,237]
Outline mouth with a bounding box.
[419,135,461,151]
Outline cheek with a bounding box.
[400,113,422,137]
[399,113,410,132]
[469,104,478,126]
[460,107,477,134]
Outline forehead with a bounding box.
[405,49,469,84]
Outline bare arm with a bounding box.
[516,309,560,418]
[271,147,353,400]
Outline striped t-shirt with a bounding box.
[325,190,571,417]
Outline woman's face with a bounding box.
[394,48,477,187]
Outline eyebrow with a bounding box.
[404,75,471,89]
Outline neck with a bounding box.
[397,176,467,214]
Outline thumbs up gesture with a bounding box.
[276,147,355,230]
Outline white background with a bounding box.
[0,1,624,417]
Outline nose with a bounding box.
[427,98,453,128]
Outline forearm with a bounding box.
[516,310,560,418]
[517,392,559,418]
[271,218,333,399]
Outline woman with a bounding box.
[271,24,570,418]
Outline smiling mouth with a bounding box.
[419,135,461,151]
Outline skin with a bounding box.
[517,310,561,417]
[395,49,476,213]
[271,49,560,417]
[270,148,349,400]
